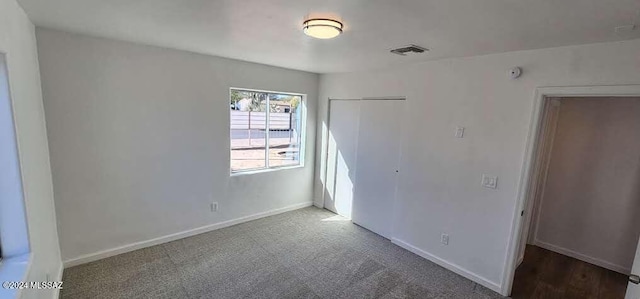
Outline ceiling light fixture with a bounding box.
[303,19,343,39]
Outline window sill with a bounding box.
[230,164,304,177]
[0,253,32,298]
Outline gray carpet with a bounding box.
[61,207,504,299]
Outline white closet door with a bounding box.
[352,100,404,238]
[324,100,361,217]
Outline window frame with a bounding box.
[229,87,306,175]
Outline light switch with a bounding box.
[455,126,465,138]
[481,174,498,189]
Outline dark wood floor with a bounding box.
[511,245,628,299]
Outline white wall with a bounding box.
[315,39,640,293]
[36,28,318,264]
[0,0,62,298]
[534,97,640,274]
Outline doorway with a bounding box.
[323,98,405,238]
[504,86,640,298]
[512,96,640,298]
[0,54,31,262]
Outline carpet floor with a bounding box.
[60,207,503,299]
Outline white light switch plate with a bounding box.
[481,174,498,189]
[455,126,465,138]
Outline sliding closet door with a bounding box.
[352,100,404,238]
[324,100,361,217]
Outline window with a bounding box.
[230,89,304,173]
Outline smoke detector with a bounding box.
[390,44,429,56]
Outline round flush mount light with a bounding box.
[303,19,343,39]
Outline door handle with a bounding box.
[630,274,640,284]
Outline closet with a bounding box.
[324,99,405,238]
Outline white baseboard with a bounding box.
[313,200,323,208]
[391,238,503,294]
[534,239,630,274]
[63,202,313,268]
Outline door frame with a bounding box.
[502,85,640,296]
[524,98,561,249]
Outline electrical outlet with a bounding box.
[481,174,498,189]
[210,202,218,212]
[441,234,449,245]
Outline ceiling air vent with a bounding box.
[390,44,429,56]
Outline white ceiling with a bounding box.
[18,0,640,73]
